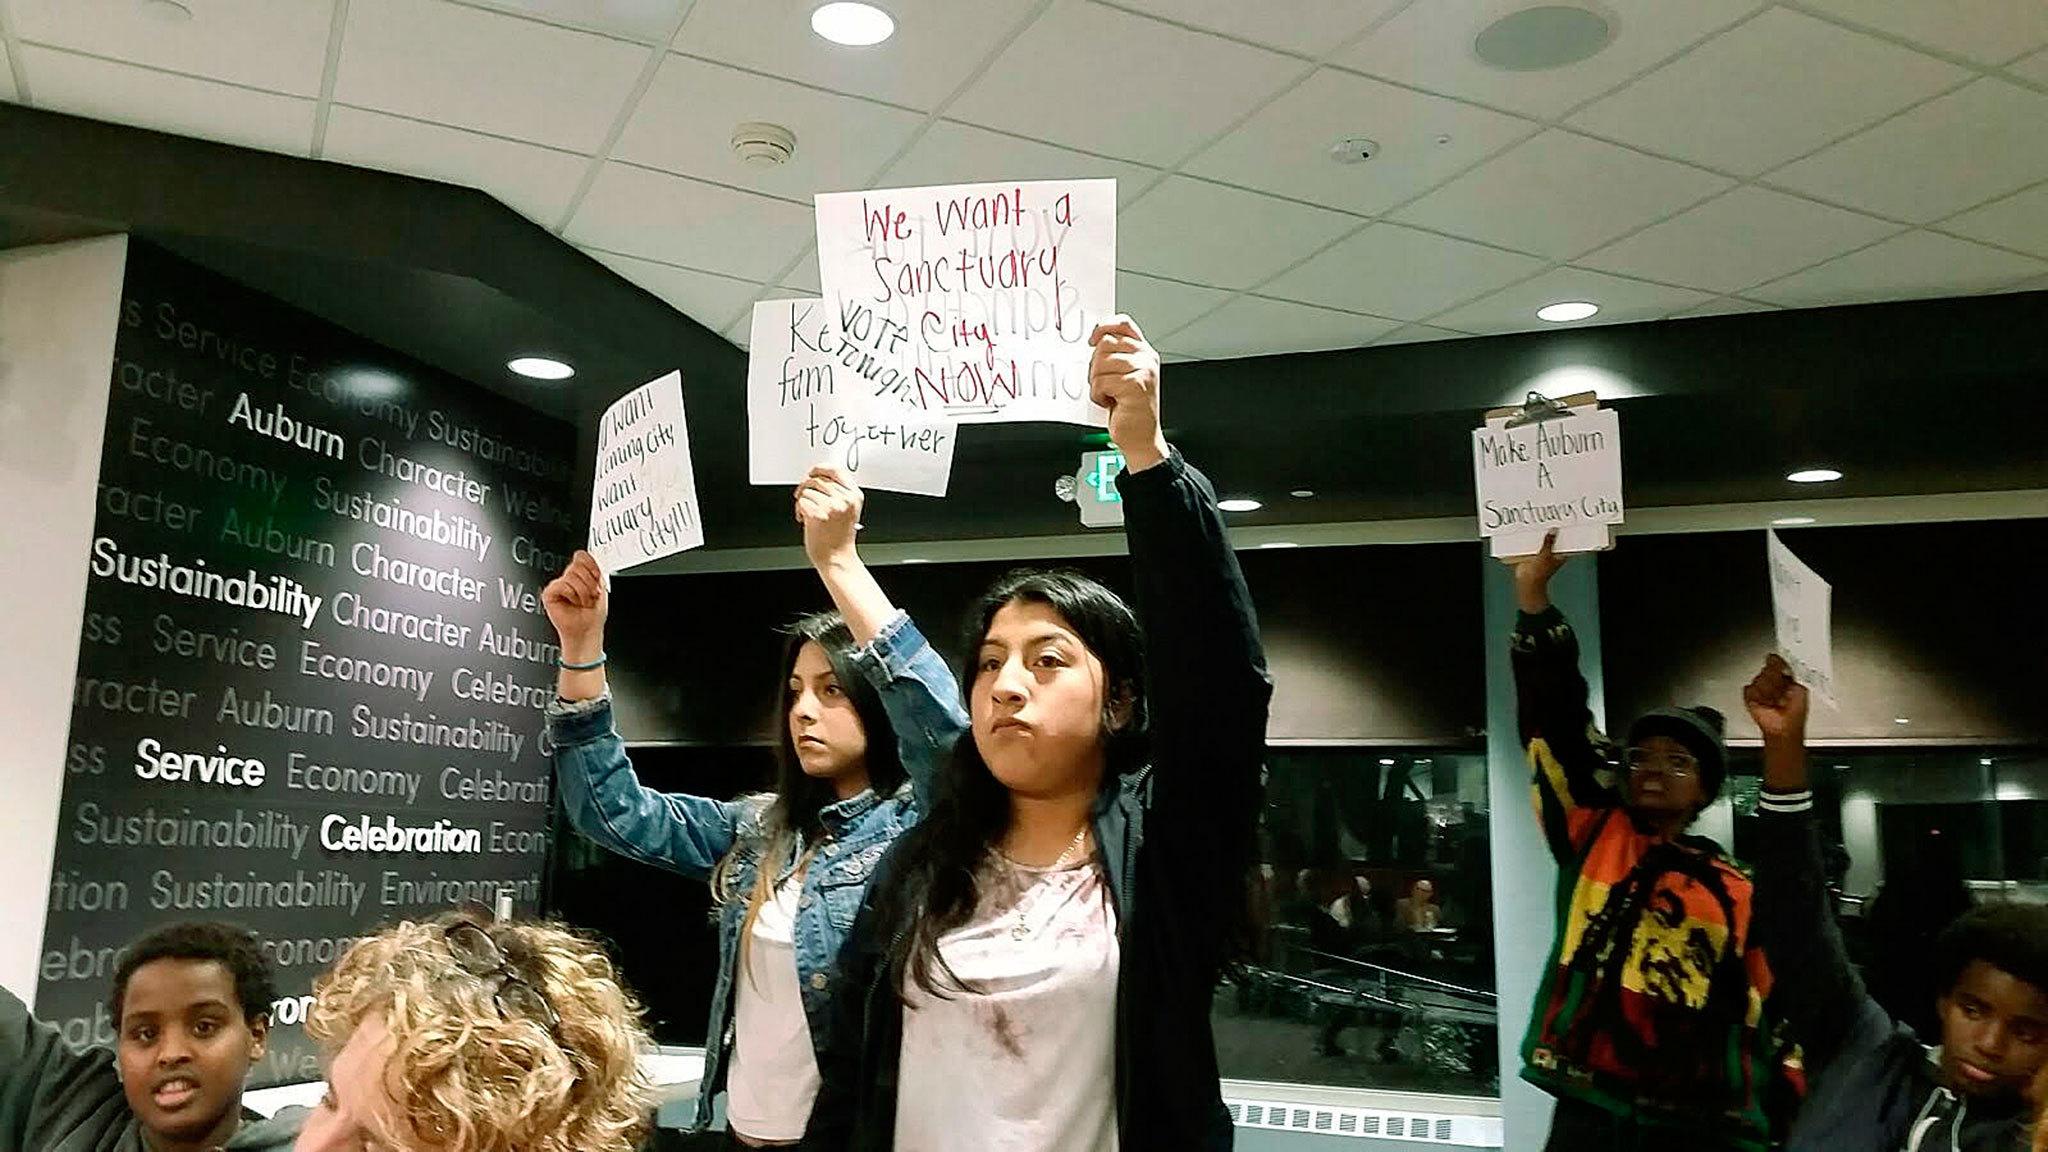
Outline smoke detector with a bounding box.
[732,122,797,167]
[1329,136,1379,164]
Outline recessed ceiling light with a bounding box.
[508,357,574,380]
[1473,5,1614,72]
[1787,468,1843,484]
[1379,758,1397,766]
[811,2,894,46]
[1772,516,1816,527]
[1894,717,1911,725]
[1259,541,1300,549]
[1290,489,1315,499]
[1981,758,1995,767]
[1218,498,1263,513]
[1537,300,1599,323]
[901,557,930,565]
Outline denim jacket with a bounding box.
[543,611,966,1132]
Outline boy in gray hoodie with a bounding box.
[0,922,301,1151]
[1747,654,2048,1151]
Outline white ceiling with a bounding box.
[4,0,2047,362]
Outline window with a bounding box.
[1215,745,1497,1097]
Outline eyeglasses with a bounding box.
[1624,747,1698,778]
[442,917,561,1037]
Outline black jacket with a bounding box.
[801,452,1273,1152]
[1752,796,2030,1152]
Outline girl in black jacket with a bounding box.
[802,317,1272,1152]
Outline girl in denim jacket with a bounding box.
[542,470,966,1146]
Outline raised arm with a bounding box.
[1504,534,1621,859]
[541,553,743,879]
[1744,654,1884,1073]
[796,467,967,813]
[1094,317,1273,860]
[0,981,125,1149]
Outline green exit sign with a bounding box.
[1076,450,1125,528]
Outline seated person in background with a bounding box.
[1748,654,2048,1152]
[1396,879,1441,932]
[0,920,303,1150]
[1507,534,1789,1152]
[291,909,657,1152]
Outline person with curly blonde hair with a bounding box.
[290,911,657,1152]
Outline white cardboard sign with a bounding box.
[814,178,1115,427]
[745,298,956,497]
[1767,529,1837,708]
[589,371,703,573]
[1472,405,1624,558]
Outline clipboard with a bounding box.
[1475,391,1618,558]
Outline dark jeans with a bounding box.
[1544,1097,1749,1152]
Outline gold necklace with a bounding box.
[1008,825,1089,941]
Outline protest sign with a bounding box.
[1767,529,1837,708]
[1472,403,1623,558]
[589,371,703,572]
[746,298,955,496]
[815,178,1115,427]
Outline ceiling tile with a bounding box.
[1,51,16,102]
[336,0,646,152]
[1118,272,1233,339]
[1578,186,1901,294]
[725,310,753,349]
[1110,0,1403,57]
[1118,177,1359,290]
[1183,68,1539,216]
[780,248,822,293]
[1567,7,1967,176]
[879,121,1162,208]
[9,0,333,97]
[1392,129,1730,260]
[18,46,314,155]
[1170,295,1398,360]
[2011,48,2048,83]
[614,55,924,200]
[461,0,686,44]
[1748,229,2048,308]
[564,162,813,280]
[948,0,1300,167]
[322,106,590,225]
[1262,222,1545,320]
[1372,323,1473,346]
[1938,182,2048,259]
[586,249,764,334]
[1340,0,1765,120]
[1430,267,1712,335]
[1799,0,2048,66]
[674,0,1040,113]
[1771,79,2048,222]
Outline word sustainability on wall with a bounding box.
[39,243,580,1085]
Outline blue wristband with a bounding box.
[558,653,607,671]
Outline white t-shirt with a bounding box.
[894,852,1121,1152]
[724,874,821,1143]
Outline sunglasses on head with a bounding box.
[442,906,562,1037]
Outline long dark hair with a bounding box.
[881,569,1147,999]
[711,612,905,949]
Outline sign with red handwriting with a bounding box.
[814,178,1114,427]
[589,371,703,572]
[746,298,955,496]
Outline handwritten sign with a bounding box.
[746,299,956,497]
[1767,530,1837,708]
[1472,405,1623,558]
[814,178,1115,427]
[589,371,703,573]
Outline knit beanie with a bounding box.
[1627,706,1728,802]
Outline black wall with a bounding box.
[601,541,1489,747]
[38,243,578,1085]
